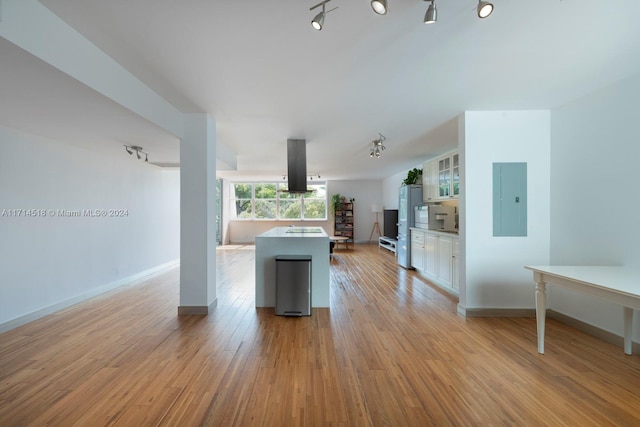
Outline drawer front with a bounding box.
[411,231,425,243]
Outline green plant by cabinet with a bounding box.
[403,168,423,186]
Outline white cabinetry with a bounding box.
[410,230,425,271]
[452,239,460,292]
[424,233,437,277]
[411,228,458,295]
[437,235,453,287]
[423,150,459,202]
[422,160,438,202]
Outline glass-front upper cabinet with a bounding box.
[439,156,451,198]
[452,153,460,197]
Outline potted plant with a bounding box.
[402,168,423,186]
[330,193,341,214]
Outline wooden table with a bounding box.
[330,236,350,250]
[525,266,640,355]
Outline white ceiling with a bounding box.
[4,0,640,179]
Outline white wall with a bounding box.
[0,126,180,328]
[382,171,406,210]
[327,180,382,243]
[550,72,640,339]
[460,111,551,311]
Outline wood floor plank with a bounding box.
[2,244,640,425]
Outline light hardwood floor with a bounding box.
[2,244,640,426]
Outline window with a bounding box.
[254,183,277,219]
[230,181,327,220]
[303,184,327,219]
[232,183,252,218]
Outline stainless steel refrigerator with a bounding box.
[397,185,423,268]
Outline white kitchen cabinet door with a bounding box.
[422,160,438,202]
[410,230,425,271]
[452,238,460,291]
[424,233,438,277]
[437,236,453,287]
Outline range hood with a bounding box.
[286,139,309,194]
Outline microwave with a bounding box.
[414,206,429,229]
[414,205,456,231]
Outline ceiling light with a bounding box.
[424,1,437,24]
[310,0,337,31]
[123,145,149,163]
[369,133,386,159]
[311,11,324,30]
[371,0,388,15]
[477,1,493,18]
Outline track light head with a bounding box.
[424,1,437,24]
[124,145,133,155]
[477,1,493,18]
[310,0,337,31]
[311,11,325,30]
[371,0,388,15]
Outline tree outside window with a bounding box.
[232,183,253,219]
[303,184,327,219]
[278,183,302,219]
[255,183,277,219]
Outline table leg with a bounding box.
[623,306,633,355]
[534,273,547,354]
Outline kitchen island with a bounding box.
[255,227,330,308]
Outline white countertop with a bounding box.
[257,226,329,238]
[410,227,459,236]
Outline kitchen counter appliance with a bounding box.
[415,205,456,231]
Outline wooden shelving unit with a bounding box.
[334,202,354,243]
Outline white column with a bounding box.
[179,114,217,314]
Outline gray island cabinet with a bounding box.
[255,227,330,308]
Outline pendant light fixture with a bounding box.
[477,1,494,18]
[371,0,388,15]
[424,0,437,24]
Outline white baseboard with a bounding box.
[0,259,180,334]
[548,309,640,353]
